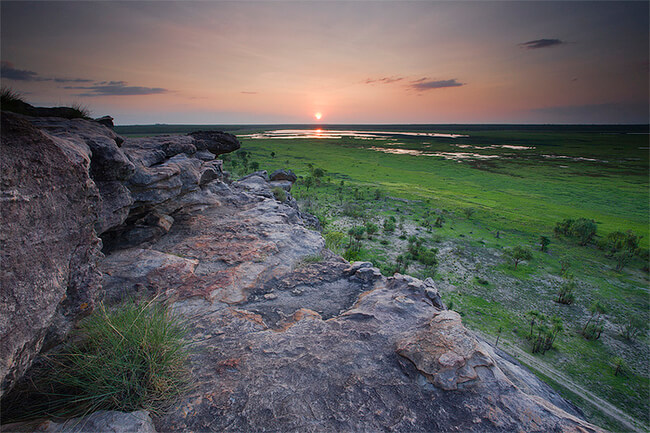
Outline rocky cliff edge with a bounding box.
[0,113,604,432]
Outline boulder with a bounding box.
[270,169,297,183]
[94,115,115,128]
[188,130,240,155]
[28,117,133,181]
[396,310,495,390]
[0,114,102,396]
[269,180,292,192]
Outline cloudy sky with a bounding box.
[1,1,648,124]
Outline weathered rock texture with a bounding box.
[3,410,156,432]
[0,114,103,396]
[1,114,605,432]
[0,113,243,399]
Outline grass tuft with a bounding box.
[2,298,191,422]
[1,86,29,114]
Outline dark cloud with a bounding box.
[65,82,168,96]
[365,76,403,85]
[1,61,41,81]
[52,77,94,83]
[1,61,92,83]
[519,39,564,49]
[410,79,464,91]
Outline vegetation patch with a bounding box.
[2,299,190,422]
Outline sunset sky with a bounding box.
[1,1,648,125]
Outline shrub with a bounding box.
[539,235,550,252]
[598,230,641,270]
[554,218,597,245]
[556,277,576,305]
[383,217,396,233]
[271,186,287,202]
[324,231,346,252]
[582,300,606,340]
[462,207,476,219]
[365,222,379,239]
[503,245,533,269]
[25,299,190,418]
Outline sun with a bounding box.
[314,112,322,120]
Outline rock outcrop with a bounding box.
[0,114,103,396]
[0,113,605,432]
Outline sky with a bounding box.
[1,1,648,125]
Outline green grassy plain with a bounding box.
[118,124,649,431]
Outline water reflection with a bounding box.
[369,147,500,160]
[240,129,469,140]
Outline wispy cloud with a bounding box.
[241,91,258,94]
[1,61,41,81]
[519,39,564,49]
[2,60,93,83]
[65,81,168,96]
[364,76,403,85]
[410,78,464,91]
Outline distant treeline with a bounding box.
[114,123,650,136]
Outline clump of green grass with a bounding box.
[272,186,287,202]
[5,299,190,421]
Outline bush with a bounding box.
[554,218,597,245]
[324,231,346,252]
[556,277,576,305]
[29,300,190,417]
[383,217,396,233]
[503,245,533,269]
[272,186,287,202]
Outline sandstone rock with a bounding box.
[270,168,297,183]
[2,410,156,432]
[269,180,293,192]
[396,310,494,390]
[0,114,102,396]
[94,115,115,128]
[188,130,240,155]
[95,181,134,234]
[28,117,134,181]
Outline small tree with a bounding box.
[270,151,276,158]
[365,222,379,239]
[612,357,626,376]
[347,226,365,251]
[525,310,540,339]
[503,245,533,270]
[434,216,444,228]
[582,300,606,340]
[619,317,645,342]
[249,161,260,171]
[559,254,571,276]
[556,277,576,305]
[539,236,550,252]
[303,176,315,190]
[462,207,476,219]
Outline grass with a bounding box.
[1,86,92,119]
[1,298,190,422]
[1,86,30,115]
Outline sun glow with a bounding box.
[314,112,322,120]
